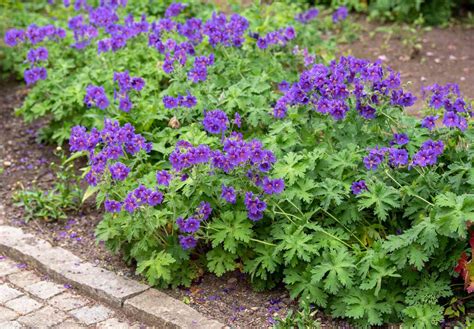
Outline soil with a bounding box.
[1,18,473,329]
[340,19,474,114]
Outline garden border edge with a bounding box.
[0,224,225,329]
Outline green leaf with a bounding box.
[273,152,308,186]
[283,266,328,307]
[82,185,100,204]
[274,226,319,266]
[136,251,175,285]
[314,178,348,210]
[434,192,474,238]
[311,250,355,294]
[402,304,443,328]
[341,290,392,325]
[206,247,236,277]
[243,244,280,280]
[208,211,253,253]
[358,181,400,221]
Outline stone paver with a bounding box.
[0,259,20,277]
[0,320,23,329]
[0,284,23,303]
[97,317,140,328]
[0,306,18,322]
[0,226,223,328]
[70,305,113,325]
[7,271,41,288]
[0,254,142,328]
[24,280,66,299]
[5,296,42,315]
[48,292,89,311]
[17,306,68,327]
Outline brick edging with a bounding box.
[0,225,224,328]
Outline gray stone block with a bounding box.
[124,289,224,329]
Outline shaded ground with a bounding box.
[340,20,474,113]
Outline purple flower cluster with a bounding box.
[122,185,163,213]
[363,146,409,170]
[221,185,237,204]
[165,3,187,18]
[105,184,163,214]
[177,202,212,250]
[5,24,65,47]
[188,54,215,83]
[97,14,149,53]
[351,180,367,195]
[295,8,319,24]
[113,71,145,112]
[84,85,110,110]
[202,110,229,134]
[24,67,47,86]
[421,83,471,131]
[363,138,445,171]
[244,192,267,221]
[167,132,281,222]
[27,47,49,64]
[156,170,172,186]
[273,56,416,121]
[391,133,409,146]
[332,6,349,23]
[5,25,65,86]
[162,92,197,109]
[202,13,249,47]
[68,15,99,49]
[256,27,296,49]
[69,119,152,186]
[412,140,445,167]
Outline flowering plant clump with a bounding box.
[4,0,474,327]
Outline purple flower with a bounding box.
[421,116,438,130]
[123,193,138,213]
[233,112,242,128]
[176,217,186,231]
[181,217,200,233]
[203,110,229,134]
[109,162,130,180]
[165,3,186,18]
[363,147,387,170]
[256,37,267,49]
[295,8,319,24]
[104,199,122,213]
[163,96,178,109]
[391,133,409,146]
[197,201,212,220]
[84,85,109,109]
[221,185,237,204]
[119,96,133,112]
[351,180,367,195]
[333,6,349,23]
[179,235,197,250]
[388,148,409,167]
[156,170,172,186]
[131,77,145,91]
[147,191,164,206]
[244,192,266,221]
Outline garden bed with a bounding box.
[1,1,473,327]
[0,80,350,328]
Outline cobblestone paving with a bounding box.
[0,254,143,328]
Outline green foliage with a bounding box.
[5,0,474,327]
[13,148,82,222]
